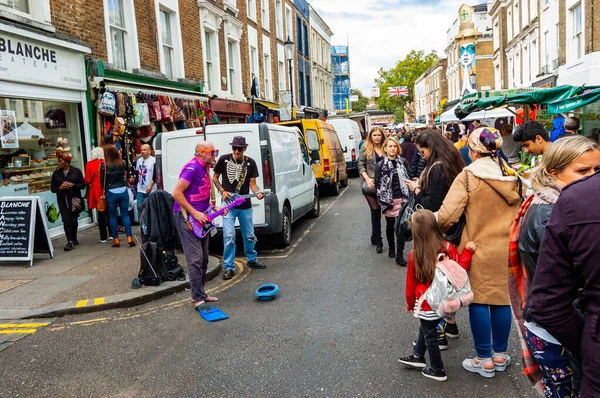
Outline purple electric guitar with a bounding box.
[185,197,245,239]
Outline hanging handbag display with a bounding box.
[160,95,173,122]
[97,164,107,212]
[150,94,162,121]
[97,91,116,116]
[445,171,470,246]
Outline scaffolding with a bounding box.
[332,45,350,112]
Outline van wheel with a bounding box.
[307,187,320,218]
[275,206,292,247]
[340,173,349,188]
[330,178,341,196]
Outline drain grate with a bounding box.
[0,279,33,294]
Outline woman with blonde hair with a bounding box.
[514,135,600,395]
[85,147,108,242]
[358,127,385,253]
[374,136,411,265]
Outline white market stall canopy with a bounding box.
[440,104,459,122]
[461,106,517,122]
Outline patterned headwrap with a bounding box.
[469,126,519,179]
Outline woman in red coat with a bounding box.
[85,147,108,242]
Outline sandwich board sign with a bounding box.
[0,196,53,266]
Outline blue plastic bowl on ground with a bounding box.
[255,283,279,301]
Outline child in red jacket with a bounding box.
[398,209,476,382]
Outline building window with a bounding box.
[299,70,305,105]
[296,16,302,54]
[227,40,239,96]
[303,24,309,59]
[261,0,269,30]
[247,0,256,21]
[285,5,292,41]
[278,60,285,91]
[275,0,284,40]
[544,30,550,70]
[513,2,519,36]
[263,54,272,100]
[2,0,28,12]
[250,46,258,81]
[572,3,583,60]
[204,30,214,92]
[493,19,499,50]
[108,0,127,70]
[305,65,311,107]
[507,10,513,41]
[160,10,175,79]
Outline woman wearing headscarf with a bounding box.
[85,147,108,242]
[374,136,411,266]
[50,152,86,251]
[358,127,385,253]
[438,126,523,379]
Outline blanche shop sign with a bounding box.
[0,32,86,91]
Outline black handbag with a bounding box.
[445,171,469,246]
[396,195,417,241]
[361,179,376,195]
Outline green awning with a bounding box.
[455,85,593,119]
[547,88,600,114]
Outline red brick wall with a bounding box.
[179,0,203,80]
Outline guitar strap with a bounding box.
[181,208,192,231]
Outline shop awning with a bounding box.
[455,85,593,119]
[548,88,600,114]
[461,106,517,122]
[255,99,280,111]
[439,104,459,122]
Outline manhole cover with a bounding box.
[0,279,33,294]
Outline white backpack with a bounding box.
[98,92,116,116]
[417,253,474,317]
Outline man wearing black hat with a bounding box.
[213,136,265,280]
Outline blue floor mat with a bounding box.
[197,305,229,322]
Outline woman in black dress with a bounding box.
[50,153,86,251]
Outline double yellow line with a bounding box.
[0,322,51,335]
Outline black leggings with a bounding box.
[364,193,379,210]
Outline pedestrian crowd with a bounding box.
[359,118,600,397]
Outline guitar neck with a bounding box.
[206,198,245,222]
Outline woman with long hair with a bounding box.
[406,130,466,212]
[514,136,600,395]
[101,145,135,248]
[358,127,385,253]
[85,147,108,242]
[438,127,522,379]
[374,137,411,265]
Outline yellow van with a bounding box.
[278,119,348,195]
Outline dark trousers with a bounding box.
[63,218,78,243]
[414,318,444,371]
[97,210,108,241]
[174,212,209,302]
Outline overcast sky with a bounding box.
[309,0,473,95]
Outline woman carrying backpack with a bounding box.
[438,127,522,378]
[398,209,476,382]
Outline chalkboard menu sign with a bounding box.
[0,197,53,266]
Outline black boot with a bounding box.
[395,230,407,266]
[386,223,395,258]
[370,209,382,249]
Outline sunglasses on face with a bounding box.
[199,148,219,157]
[232,146,245,152]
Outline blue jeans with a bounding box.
[106,189,132,238]
[222,207,257,271]
[468,304,512,358]
[136,191,148,217]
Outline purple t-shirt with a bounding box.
[173,158,211,213]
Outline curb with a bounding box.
[0,258,223,320]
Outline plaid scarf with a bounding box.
[508,194,543,393]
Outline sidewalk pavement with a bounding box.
[0,226,222,320]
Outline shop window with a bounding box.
[160,10,175,79]
[0,97,87,229]
[261,0,269,30]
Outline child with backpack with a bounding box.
[398,209,476,382]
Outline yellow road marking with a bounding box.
[93,298,105,305]
[48,260,249,331]
[0,323,49,328]
[75,299,89,308]
[0,329,37,334]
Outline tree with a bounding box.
[351,89,369,112]
[374,50,438,122]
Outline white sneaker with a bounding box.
[100,239,107,243]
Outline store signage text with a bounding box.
[226,102,240,113]
[0,32,86,91]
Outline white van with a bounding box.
[154,123,320,246]
[327,118,362,177]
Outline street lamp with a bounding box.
[284,37,295,119]
[469,70,477,91]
